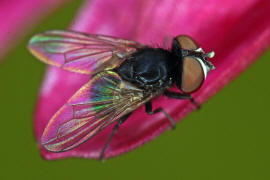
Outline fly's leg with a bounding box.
[99,112,132,161]
[145,101,176,129]
[164,90,201,109]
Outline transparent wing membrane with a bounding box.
[28,30,145,74]
[41,71,155,152]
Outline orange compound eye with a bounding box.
[181,56,204,94]
[175,35,199,50]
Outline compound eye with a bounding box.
[175,35,199,50]
[181,56,204,93]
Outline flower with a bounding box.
[0,0,69,61]
[35,0,270,159]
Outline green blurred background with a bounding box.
[0,1,269,179]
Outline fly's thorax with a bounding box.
[117,47,175,90]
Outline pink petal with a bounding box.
[35,0,270,159]
[0,0,69,61]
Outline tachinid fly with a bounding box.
[28,30,215,160]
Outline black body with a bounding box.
[117,39,182,91]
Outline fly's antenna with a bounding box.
[204,51,215,58]
[202,51,215,70]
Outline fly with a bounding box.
[28,30,215,160]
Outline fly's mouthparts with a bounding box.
[206,60,215,70]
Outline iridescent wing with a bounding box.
[41,71,158,152]
[28,30,145,74]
